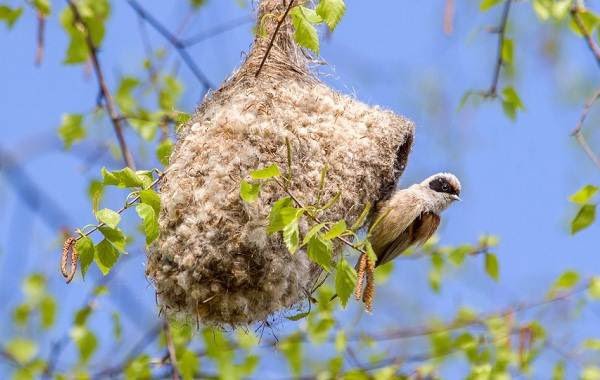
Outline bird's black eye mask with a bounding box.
[429,177,459,196]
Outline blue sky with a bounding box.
[1,0,599,377]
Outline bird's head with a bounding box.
[420,172,461,210]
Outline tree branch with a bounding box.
[255,0,296,78]
[571,89,600,170]
[570,4,600,68]
[66,0,136,169]
[126,0,214,93]
[487,0,512,97]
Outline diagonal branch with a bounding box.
[571,89,600,170]
[126,0,214,93]
[570,4,600,68]
[486,0,512,97]
[66,0,136,169]
[255,0,296,78]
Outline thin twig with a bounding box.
[181,16,253,47]
[163,322,181,380]
[443,0,455,35]
[255,0,296,78]
[272,177,368,257]
[74,171,166,242]
[66,0,136,169]
[35,11,45,66]
[570,4,600,68]
[571,89,600,170]
[486,0,512,97]
[126,0,213,93]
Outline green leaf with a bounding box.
[583,339,600,351]
[40,296,57,329]
[176,348,199,380]
[448,245,471,266]
[280,333,303,377]
[136,204,159,245]
[115,76,140,114]
[286,311,310,321]
[76,236,95,278]
[58,114,86,149]
[70,326,97,364]
[589,277,600,300]
[350,202,371,231]
[87,180,104,212]
[33,0,51,16]
[111,312,122,342]
[283,220,300,254]
[582,366,600,380]
[303,223,326,245]
[552,361,565,380]
[335,259,357,307]
[74,306,92,326]
[267,197,300,234]
[549,270,580,297]
[479,0,503,11]
[571,204,596,234]
[159,75,183,111]
[140,189,161,215]
[96,208,121,229]
[323,220,347,240]
[23,274,45,302]
[570,185,599,205]
[125,355,151,380]
[156,138,173,166]
[94,239,120,275]
[102,167,145,188]
[0,6,23,28]
[290,6,320,53]
[240,180,261,203]
[6,338,38,365]
[250,164,281,180]
[98,226,126,252]
[307,235,333,271]
[501,38,514,65]
[12,304,31,327]
[501,86,525,121]
[374,261,394,284]
[484,253,500,281]
[316,0,346,30]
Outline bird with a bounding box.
[369,172,461,268]
[350,172,461,309]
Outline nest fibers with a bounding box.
[146,0,415,326]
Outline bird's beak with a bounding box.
[451,194,461,202]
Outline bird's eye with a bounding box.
[442,184,449,191]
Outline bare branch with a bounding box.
[35,11,45,66]
[487,0,512,97]
[255,0,296,78]
[163,322,181,380]
[66,0,136,169]
[126,0,214,93]
[570,4,600,68]
[181,16,253,47]
[571,89,600,170]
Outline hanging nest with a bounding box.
[146,0,415,326]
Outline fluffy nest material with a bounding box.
[146,0,415,326]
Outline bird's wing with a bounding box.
[375,211,440,267]
[369,190,425,265]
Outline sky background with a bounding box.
[0,0,599,378]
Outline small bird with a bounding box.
[369,172,461,267]
[351,172,461,310]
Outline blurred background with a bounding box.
[1,0,599,378]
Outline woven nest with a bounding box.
[146,0,415,326]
